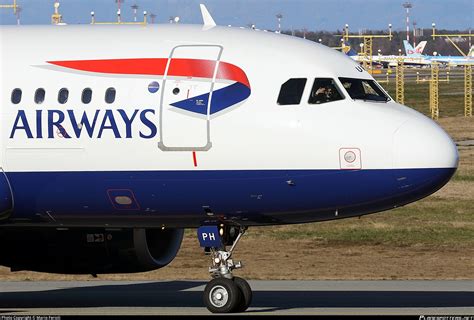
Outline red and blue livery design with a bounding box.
[48,58,251,115]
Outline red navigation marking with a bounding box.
[192,151,198,167]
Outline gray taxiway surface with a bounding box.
[0,280,473,315]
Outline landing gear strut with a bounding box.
[198,225,252,313]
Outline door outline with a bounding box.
[158,45,224,152]
[0,167,14,221]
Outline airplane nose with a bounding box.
[394,118,459,170]
[392,117,458,199]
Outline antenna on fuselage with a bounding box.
[200,4,216,28]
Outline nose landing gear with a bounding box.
[198,225,252,313]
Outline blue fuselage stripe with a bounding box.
[3,168,456,226]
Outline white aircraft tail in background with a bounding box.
[404,40,428,57]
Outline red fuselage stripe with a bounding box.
[48,58,250,88]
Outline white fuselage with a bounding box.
[0,25,456,172]
[0,24,458,227]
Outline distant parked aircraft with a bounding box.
[404,40,474,66]
[427,45,474,65]
[346,40,431,67]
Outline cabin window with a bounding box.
[308,78,344,105]
[11,89,22,104]
[82,88,93,104]
[58,88,69,104]
[105,88,116,104]
[277,78,307,105]
[35,88,46,104]
[339,78,390,102]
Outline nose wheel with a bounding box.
[204,278,242,313]
[233,276,253,312]
[198,226,252,313]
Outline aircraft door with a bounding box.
[158,45,223,151]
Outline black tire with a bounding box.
[203,278,242,313]
[233,277,252,312]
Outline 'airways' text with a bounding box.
[9,109,158,139]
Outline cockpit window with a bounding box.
[277,78,307,105]
[339,78,390,102]
[308,78,344,104]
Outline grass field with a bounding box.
[0,69,472,281]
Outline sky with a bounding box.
[0,0,472,31]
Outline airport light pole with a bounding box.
[342,23,392,72]
[115,0,124,11]
[432,24,474,117]
[131,4,139,22]
[413,20,417,47]
[396,49,405,104]
[51,1,63,25]
[470,29,472,49]
[276,13,283,34]
[403,2,412,43]
[15,4,21,25]
[115,0,123,22]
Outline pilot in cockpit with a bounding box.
[311,84,335,104]
[308,78,344,105]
